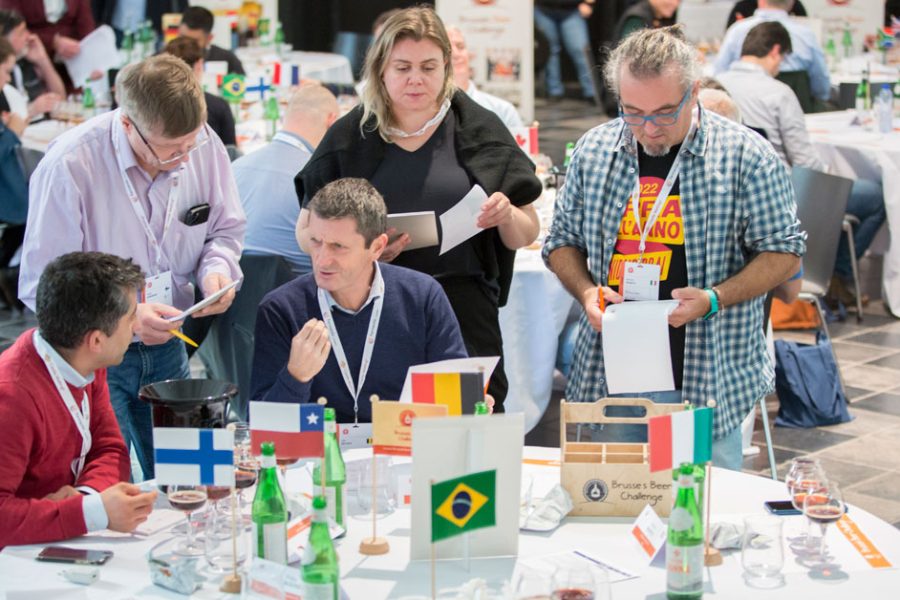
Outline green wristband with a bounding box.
[702,287,719,320]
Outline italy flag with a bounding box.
[647,407,713,472]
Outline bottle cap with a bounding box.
[324,407,336,421]
[313,495,327,510]
[261,441,275,456]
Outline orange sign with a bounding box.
[371,400,448,456]
[836,514,893,568]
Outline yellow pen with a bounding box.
[169,328,199,348]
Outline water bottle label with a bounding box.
[303,581,337,600]
[668,507,694,532]
[666,543,703,592]
[252,522,287,564]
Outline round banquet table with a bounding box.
[234,49,354,85]
[2,446,898,599]
[805,110,900,317]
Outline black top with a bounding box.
[204,92,236,146]
[370,115,487,285]
[15,59,46,102]
[614,1,678,43]
[0,90,9,114]
[295,90,542,307]
[726,0,806,28]
[535,0,583,9]
[628,144,688,390]
[206,44,245,76]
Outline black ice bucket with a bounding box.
[138,379,238,429]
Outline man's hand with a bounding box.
[44,485,80,501]
[53,35,81,59]
[380,227,411,262]
[477,192,514,230]
[578,2,594,18]
[28,92,61,117]
[24,33,50,63]
[135,303,183,345]
[193,273,236,318]
[669,287,712,328]
[100,482,157,533]
[1,111,26,137]
[287,319,331,383]
[582,285,622,332]
[483,394,496,414]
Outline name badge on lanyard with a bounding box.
[33,331,92,481]
[113,120,180,307]
[316,273,385,425]
[621,117,697,302]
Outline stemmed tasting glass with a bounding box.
[785,458,825,545]
[551,562,611,600]
[167,484,208,556]
[803,481,846,560]
[231,422,258,527]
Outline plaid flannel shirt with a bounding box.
[542,108,806,439]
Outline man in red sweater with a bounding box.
[0,252,157,548]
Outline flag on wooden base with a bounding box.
[648,407,713,472]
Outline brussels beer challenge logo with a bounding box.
[583,479,609,503]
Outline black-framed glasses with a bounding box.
[131,120,210,166]
[619,87,692,127]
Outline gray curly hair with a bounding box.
[604,25,701,101]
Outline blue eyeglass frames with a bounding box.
[619,87,692,127]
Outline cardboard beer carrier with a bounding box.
[559,397,685,517]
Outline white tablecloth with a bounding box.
[499,249,573,434]
[805,110,900,316]
[2,447,898,598]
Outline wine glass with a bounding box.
[353,455,396,519]
[785,458,824,546]
[231,422,257,527]
[167,485,208,556]
[803,481,846,560]
[551,562,610,600]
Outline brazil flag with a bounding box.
[431,469,496,542]
[221,74,246,102]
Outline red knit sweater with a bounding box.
[0,329,130,548]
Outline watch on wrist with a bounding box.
[702,287,720,320]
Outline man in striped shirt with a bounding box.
[543,26,805,470]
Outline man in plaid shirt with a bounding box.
[543,27,805,470]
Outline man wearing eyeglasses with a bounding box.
[543,26,804,470]
[18,54,246,481]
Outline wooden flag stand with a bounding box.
[219,486,242,593]
[703,400,722,567]
[360,396,390,556]
[317,398,328,497]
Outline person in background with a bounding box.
[726,0,806,28]
[0,0,95,63]
[544,26,804,470]
[714,0,830,103]
[0,252,158,549]
[0,36,26,311]
[613,0,679,43]
[163,35,236,146]
[19,55,245,480]
[251,178,469,422]
[717,21,883,310]
[333,1,417,81]
[234,83,338,277]
[91,0,188,45]
[534,0,596,102]
[446,26,523,131]
[697,87,741,122]
[0,9,65,120]
[295,7,542,413]
[178,5,244,76]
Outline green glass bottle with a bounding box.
[82,81,95,117]
[474,401,489,415]
[856,77,869,112]
[563,142,575,168]
[251,441,288,564]
[312,408,346,529]
[264,95,280,140]
[301,496,339,600]
[841,24,853,59]
[666,463,703,599]
[275,22,285,56]
[824,38,837,71]
[122,29,134,65]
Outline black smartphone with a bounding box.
[36,546,113,565]
[183,203,210,226]
[764,500,801,516]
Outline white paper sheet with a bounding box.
[517,550,639,584]
[439,184,488,255]
[63,25,119,86]
[601,300,679,394]
[398,356,500,403]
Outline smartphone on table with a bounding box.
[36,546,113,565]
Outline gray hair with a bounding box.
[762,0,793,10]
[604,25,701,100]
[115,54,206,137]
[308,178,387,245]
[699,88,741,122]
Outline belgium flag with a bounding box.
[430,469,496,542]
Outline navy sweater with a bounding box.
[250,263,468,423]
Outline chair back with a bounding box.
[197,253,295,420]
[791,166,853,297]
[776,70,814,113]
[225,144,243,162]
[14,146,44,180]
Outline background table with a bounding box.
[805,111,900,316]
[234,49,354,85]
[2,447,898,598]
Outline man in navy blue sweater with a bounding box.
[250,178,468,424]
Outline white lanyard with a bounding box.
[33,332,91,480]
[272,132,313,154]
[630,118,697,260]
[316,276,385,423]
[112,120,181,274]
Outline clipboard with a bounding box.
[165,279,241,322]
[386,211,438,251]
